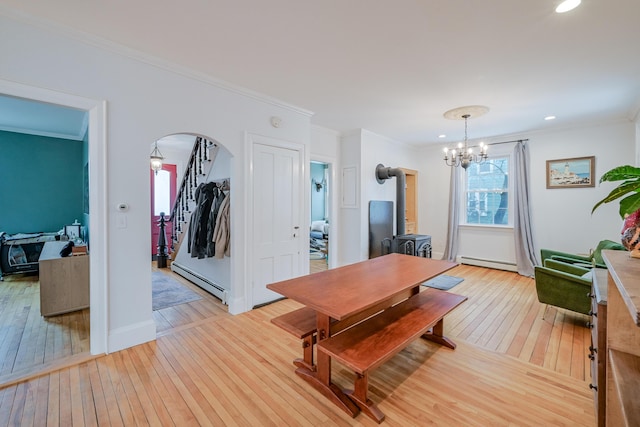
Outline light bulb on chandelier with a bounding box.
[442,106,489,169]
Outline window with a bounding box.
[153,169,171,216]
[463,156,510,226]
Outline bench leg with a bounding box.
[344,373,385,424]
[421,318,456,350]
[293,335,315,371]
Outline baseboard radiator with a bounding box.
[457,255,518,272]
[171,262,228,304]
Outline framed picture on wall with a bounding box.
[546,156,595,189]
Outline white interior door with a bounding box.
[252,141,303,307]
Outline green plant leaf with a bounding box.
[619,193,640,218]
[592,180,640,214]
[599,165,640,183]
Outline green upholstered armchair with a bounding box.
[540,239,626,269]
[534,259,592,316]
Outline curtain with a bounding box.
[442,166,461,261]
[513,141,539,276]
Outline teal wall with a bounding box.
[0,130,84,234]
[311,162,327,221]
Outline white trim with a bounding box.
[245,133,306,312]
[311,154,338,269]
[341,165,359,208]
[0,79,109,356]
[171,261,228,304]
[457,255,518,272]
[107,320,156,353]
[242,133,253,314]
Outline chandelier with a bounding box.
[442,105,489,169]
[150,141,164,175]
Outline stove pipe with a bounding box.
[375,164,406,236]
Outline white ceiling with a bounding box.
[0,94,88,141]
[2,0,639,146]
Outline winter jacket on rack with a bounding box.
[213,193,230,259]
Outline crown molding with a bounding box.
[0,6,314,118]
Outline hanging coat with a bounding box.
[206,188,226,257]
[189,182,215,258]
[213,193,230,259]
[187,184,203,255]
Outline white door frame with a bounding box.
[0,79,108,355]
[310,154,338,269]
[244,132,306,311]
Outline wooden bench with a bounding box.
[271,306,318,371]
[317,288,467,423]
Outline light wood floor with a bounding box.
[0,273,90,384]
[310,258,328,274]
[0,263,595,426]
[152,263,229,336]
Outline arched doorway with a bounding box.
[149,134,233,334]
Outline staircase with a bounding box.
[169,136,219,257]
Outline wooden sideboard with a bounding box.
[591,268,608,427]
[38,241,90,317]
[602,250,640,426]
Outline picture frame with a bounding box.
[65,224,81,241]
[546,156,595,189]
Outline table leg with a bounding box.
[293,335,315,371]
[421,318,456,349]
[294,313,359,417]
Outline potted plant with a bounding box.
[592,165,640,255]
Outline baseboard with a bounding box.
[171,262,228,304]
[227,296,246,315]
[108,319,156,353]
[457,255,518,272]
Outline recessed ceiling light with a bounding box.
[545,115,556,121]
[556,0,581,13]
[438,134,446,138]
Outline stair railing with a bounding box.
[168,136,218,250]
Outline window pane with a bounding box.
[154,169,170,216]
[465,157,509,225]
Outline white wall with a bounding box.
[338,130,362,266]
[530,121,635,254]
[311,125,340,159]
[420,120,636,263]
[0,14,312,352]
[337,129,422,265]
[636,120,640,166]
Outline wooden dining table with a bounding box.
[267,253,458,418]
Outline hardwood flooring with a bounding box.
[152,264,229,336]
[444,264,591,381]
[0,263,596,426]
[0,273,90,385]
[310,258,328,274]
